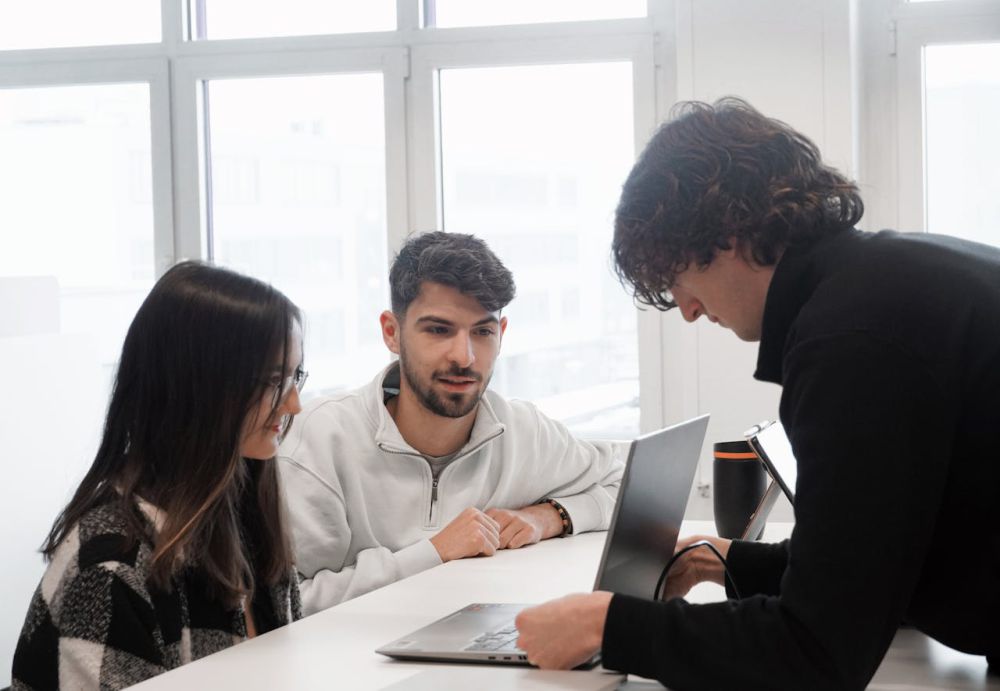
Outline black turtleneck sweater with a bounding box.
[602,229,1000,690]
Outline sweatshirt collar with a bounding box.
[368,362,506,459]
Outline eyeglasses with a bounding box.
[264,367,309,408]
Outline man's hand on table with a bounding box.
[430,507,500,562]
[515,592,613,669]
[430,502,565,561]
[486,502,563,549]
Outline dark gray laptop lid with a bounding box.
[592,414,709,599]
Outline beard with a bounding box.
[398,344,488,419]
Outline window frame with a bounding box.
[893,0,1000,232]
[171,45,409,263]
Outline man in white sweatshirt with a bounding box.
[278,231,625,616]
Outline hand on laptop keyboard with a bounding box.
[465,622,522,652]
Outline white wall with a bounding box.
[0,279,106,680]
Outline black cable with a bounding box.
[653,540,742,602]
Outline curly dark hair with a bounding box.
[612,97,863,310]
[390,231,516,314]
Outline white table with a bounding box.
[134,530,620,691]
[132,522,998,690]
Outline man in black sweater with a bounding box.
[514,97,1000,689]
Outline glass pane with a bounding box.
[431,0,645,28]
[0,0,159,50]
[439,62,639,439]
[206,73,389,397]
[196,0,395,39]
[924,43,1000,246]
[0,83,153,679]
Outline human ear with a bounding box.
[380,310,401,355]
[497,315,509,351]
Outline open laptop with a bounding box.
[740,420,797,541]
[376,414,710,666]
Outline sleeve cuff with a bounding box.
[394,538,443,579]
[549,491,602,535]
[724,538,790,598]
[602,593,671,680]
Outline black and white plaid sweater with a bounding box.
[11,499,302,690]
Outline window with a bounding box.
[439,62,639,437]
[192,0,396,39]
[0,83,155,361]
[893,1,1000,237]
[0,1,159,50]
[428,0,645,28]
[924,43,1000,245]
[205,73,390,395]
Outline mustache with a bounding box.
[434,366,482,382]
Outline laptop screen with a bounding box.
[748,420,796,503]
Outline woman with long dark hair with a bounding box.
[12,261,306,690]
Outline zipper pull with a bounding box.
[430,478,439,521]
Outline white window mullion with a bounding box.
[150,59,179,276]
[396,0,422,31]
[648,0,680,118]
[154,0,187,273]
[170,58,209,262]
[631,36,667,435]
[895,19,927,233]
[384,47,414,257]
[162,0,187,48]
[406,47,443,238]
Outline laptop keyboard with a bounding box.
[465,621,523,651]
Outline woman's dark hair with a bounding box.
[389,231,516,315]
[42,261,301,606]
[613,97,864,310]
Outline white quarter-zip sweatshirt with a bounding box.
[278,363,626,615]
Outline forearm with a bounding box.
[516,502,564,540]
[602,594,844,690]
[298,540,441,615]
